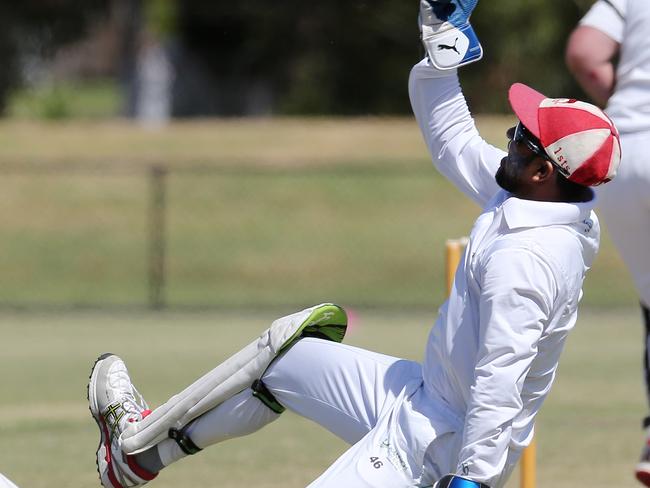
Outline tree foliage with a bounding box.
[0,0,109,114]
[466,0,586,112]
[176,0,592,114]
[2,0,595,115]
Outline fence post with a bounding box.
[149,165,167,309]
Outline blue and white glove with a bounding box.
[419,0,483,70]
[433,474,491,488]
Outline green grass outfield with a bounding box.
[0,117,642,486]
[0,307,646,488]
[0,117,637,308]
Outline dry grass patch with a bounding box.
[0,115,514,167]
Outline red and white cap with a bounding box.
[508,83,621,186]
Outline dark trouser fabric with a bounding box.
[641,304,650,429]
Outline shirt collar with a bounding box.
[496,189,597,230]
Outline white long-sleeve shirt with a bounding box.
[409,59,600,486]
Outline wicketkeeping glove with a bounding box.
[419,0,483,70]
[433,474,491,488]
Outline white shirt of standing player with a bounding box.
[580,0,650,133]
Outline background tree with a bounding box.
[0,0,595,116]
[0,0,109,116]
[173,0,591,115]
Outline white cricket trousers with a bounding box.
[173,338,459,487]
[597,129,650,307]
[597,129,650,406]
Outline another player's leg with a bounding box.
[636,303,650,485]
[88,354,158,488]
[596,135,650,485]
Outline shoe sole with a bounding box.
[88,353,123,488]
[637,462,650,486]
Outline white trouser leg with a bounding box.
[597,130,650,408]
[156,388,281,466]
[263,337,422,444]
[597,130,650,307]
[157,337,422,472]
[305,426,419,488]
[185,389,280,445]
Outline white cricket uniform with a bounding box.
[258,61,600,488]
[580,0,650,307]
[177,61,600,487]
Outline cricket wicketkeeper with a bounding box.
[88,0,621,486]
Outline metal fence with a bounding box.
[0,162,476,310]
[0,162,634,311]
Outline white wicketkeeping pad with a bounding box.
[120,304,343,454]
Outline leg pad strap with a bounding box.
[168,427,203,455]
[251,379,285,414]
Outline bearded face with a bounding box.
[496,125,545,194]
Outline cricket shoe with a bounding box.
[636,421,650,486]
[88,353,158,488]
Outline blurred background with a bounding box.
[0,0,596,119]
[0,0,634,311]
[0,2,645,487]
